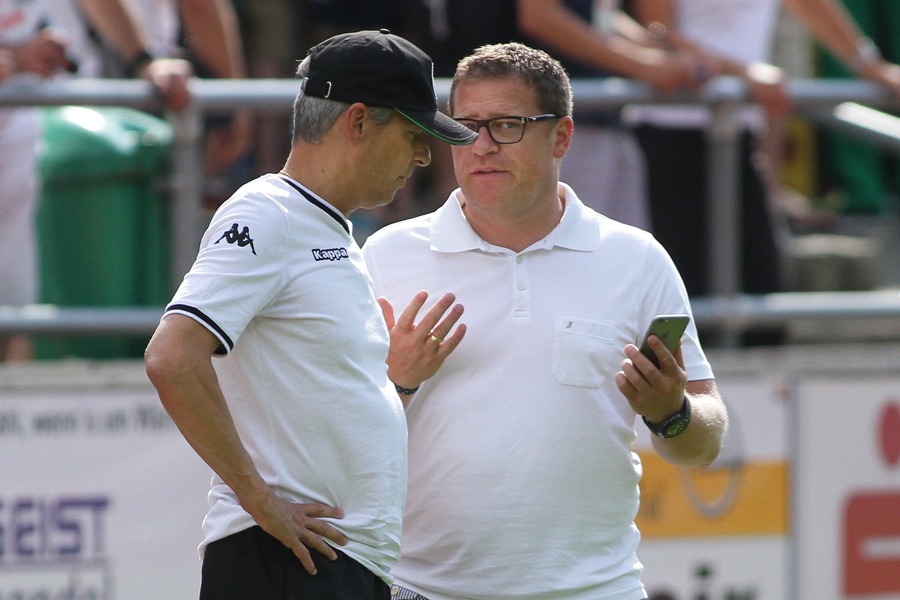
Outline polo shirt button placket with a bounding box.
[513,253,531,317]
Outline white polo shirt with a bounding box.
[165,174,407,585]
[362,184,713,600]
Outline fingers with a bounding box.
[618,340,687,419]
[394,291,464,344]
[673,341,685,369]
[261,500,348,576]
[294,502,347,547]
[618,340,676,396]
[394,290,429,331]
[377,297,396,329]
[302,518,349,551]
[288,541,319,576]
[619,344,653,390]
[420,293,464,343]
[384,291,466,395]
[289,503,348,575]
[16,35,69,77]
[291,527,336,574]
[614,369,638,402]
[290,517,347,575]
[298,502,344,520]
[431,322,466,357]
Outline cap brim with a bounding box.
[396,109,477,145]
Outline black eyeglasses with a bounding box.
[453,114,562,144]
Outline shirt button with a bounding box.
[517,282,526,290]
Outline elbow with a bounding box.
[664,441,722,469]
[144,334,185,393]
[684,419,729,468]
[656,421,728,469]
[689,442,723,469]
[144,341,170,391]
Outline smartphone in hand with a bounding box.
[638,314,690,368]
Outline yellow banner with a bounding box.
[636,452,788,537]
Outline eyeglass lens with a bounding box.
[457,117,527,144]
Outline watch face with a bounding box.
[662,418,689,438]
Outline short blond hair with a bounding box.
[450,43,573,117]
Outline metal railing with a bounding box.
[2,76,900,341]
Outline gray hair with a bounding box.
[292,56,396,144]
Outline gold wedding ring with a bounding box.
[429,333,444,343]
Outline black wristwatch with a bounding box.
[642,397,691,438]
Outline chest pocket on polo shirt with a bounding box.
[551,317,620,388]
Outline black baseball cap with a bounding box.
[302,29,476,145]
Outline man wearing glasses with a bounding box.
[362,43,728,600]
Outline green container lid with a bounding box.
[39,106,172,181]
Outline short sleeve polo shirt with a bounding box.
[165,174,407,584]
[362,183,713,599]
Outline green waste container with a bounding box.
[35,106,172,359]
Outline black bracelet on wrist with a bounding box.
[124,48,154,77]
[393,382,420,396]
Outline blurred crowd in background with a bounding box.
[2,0,900,361]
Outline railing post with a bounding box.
[166,103,205,291]
[705,102,742,345]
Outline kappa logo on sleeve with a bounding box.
[311,247,350,262]
[215,223,257,255]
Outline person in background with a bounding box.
[626,0,900,310]
[60,0,252,186]
[233,0,300,176]
[144,30,474,599]
[0,0,195,362]
[362,42,728,600]
[0,48,10,80]
[817,0,900,216]
[516,0,717,229]
[378,0,713,239]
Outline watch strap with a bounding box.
[643,396,691,438]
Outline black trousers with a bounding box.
[635,125,782,297]
[199,526,390,600]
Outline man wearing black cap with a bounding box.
[145,30,474,599]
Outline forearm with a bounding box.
[179,0,247,78]
[77,0,149,63]
[145,319,271,513]
[517,0,673,78]
[156,368,269,506]
[786,0,900,93]
[631,0,746,78]
[650,384,728,468]
[784,0,871,66]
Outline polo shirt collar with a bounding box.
[429,182,602,253]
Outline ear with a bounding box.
[553,116,574,159]
[343,102,370,145]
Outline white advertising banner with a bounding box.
[0,382,212,600]
[794,377,900,598]
[2,346,900,599]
